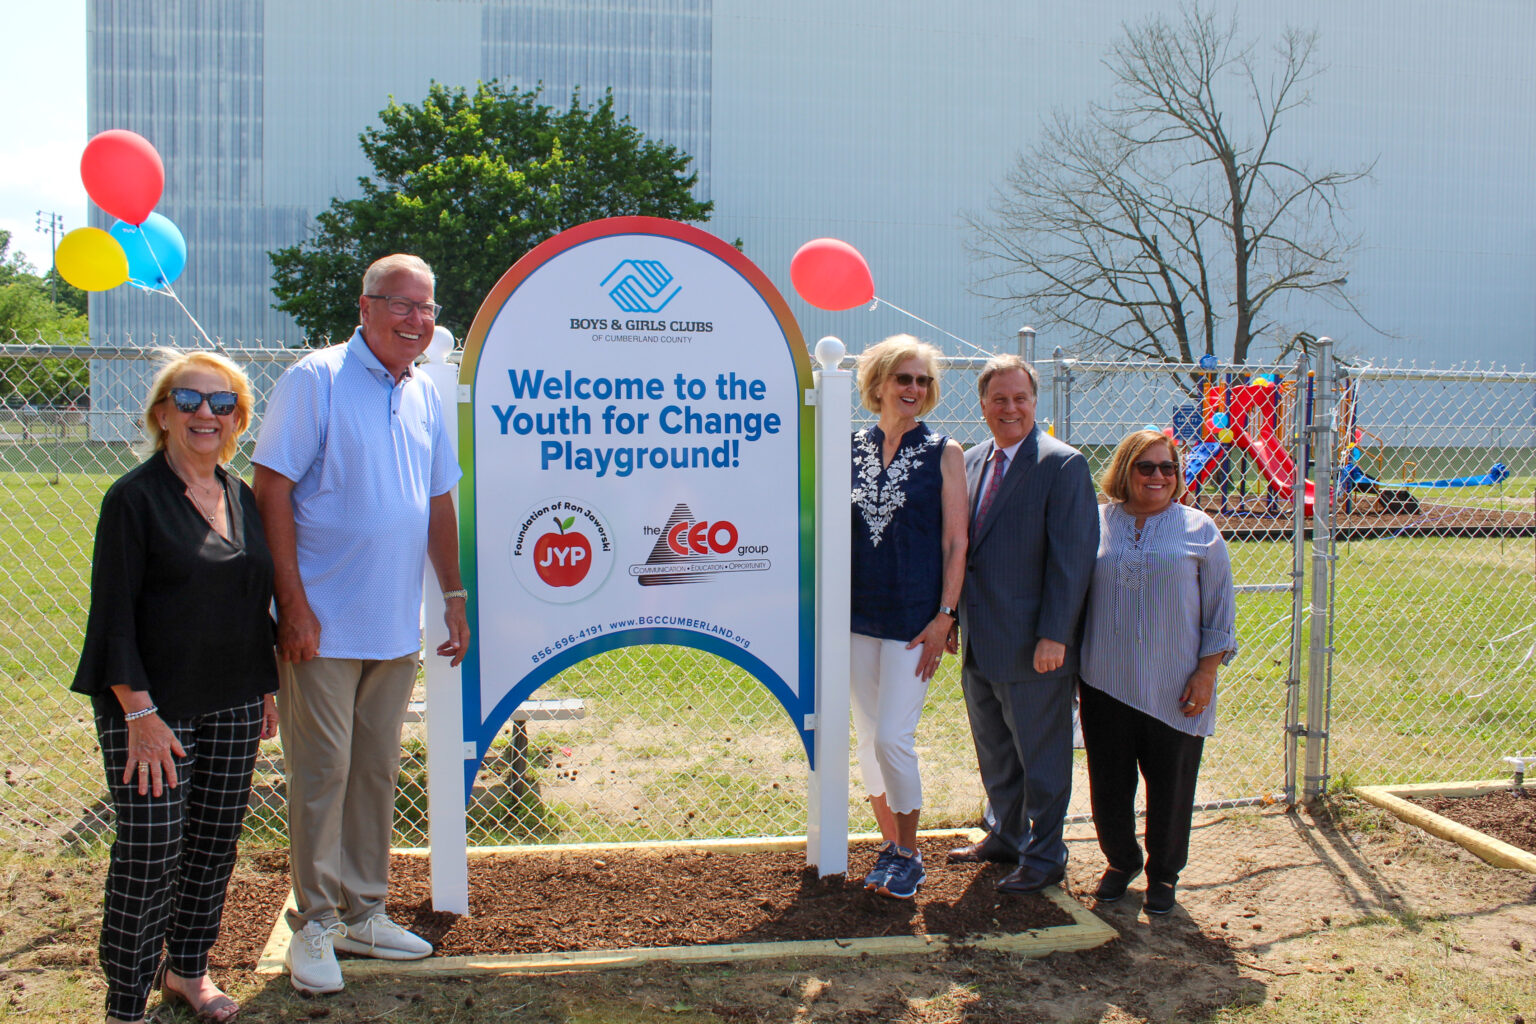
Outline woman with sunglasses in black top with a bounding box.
[72,350,278,1024]
[1077,430,1237,917]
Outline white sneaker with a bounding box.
[286,920,345,994]
[333,913,433,961]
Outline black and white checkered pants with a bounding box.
[96,699,262,1021]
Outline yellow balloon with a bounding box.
[55,227,129,291]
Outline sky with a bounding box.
[0,1,88,275]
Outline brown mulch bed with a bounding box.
[1202,497,1533,540]
[1408,790,1536,857]
[212,837,1073,971]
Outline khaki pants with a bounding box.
[278,655,417,931]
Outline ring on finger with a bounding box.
[137,762,150,773]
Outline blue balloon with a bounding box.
[109,212,187,289]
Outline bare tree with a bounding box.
[969,4,1372,366]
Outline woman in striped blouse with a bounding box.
[1078,430,1237,915]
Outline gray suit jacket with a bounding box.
[960,427,1099,682]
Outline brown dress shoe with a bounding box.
[946,834,1016,864]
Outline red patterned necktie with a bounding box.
[973,448,1008,530]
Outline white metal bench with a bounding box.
[403,698,586,794]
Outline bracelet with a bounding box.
[123,705,158,722]
[442,589,469,601]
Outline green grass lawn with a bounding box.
[3,457,1533,852]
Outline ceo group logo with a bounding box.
[630,502,771,586]
[510,497,615,604]
[601,259,681,313]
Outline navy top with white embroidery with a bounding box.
[850,422,947,641]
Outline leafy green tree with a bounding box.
[0,230,35,285]
[0,230,90,405]
[271,81,713,343]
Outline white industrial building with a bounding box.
[88,0,1536,368]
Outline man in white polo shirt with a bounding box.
[253,253,469,994]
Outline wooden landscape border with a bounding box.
[255,830,1117,977]
[1354,780,1536,873]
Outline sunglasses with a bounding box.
[168,388,238,416]
[891,373,934,388]
[1133,460,1179,478]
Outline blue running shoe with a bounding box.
[877,845,926,900]
[863,840,898,890]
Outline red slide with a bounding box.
[1231,428,1315,516]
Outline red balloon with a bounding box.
[80,130,165,226]
[790,238,875,311]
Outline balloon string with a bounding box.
[869,296,996,358]
[139,229,215,348]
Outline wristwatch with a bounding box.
[937,604,957,618]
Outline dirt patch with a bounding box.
[15,803,1536,1023]
[213,837,1071,967]
[1203,496,1534,540]
[1410,789,1536,855]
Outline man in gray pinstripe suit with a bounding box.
[948,354,1099,894]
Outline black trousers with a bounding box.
[96,699,262,1021]
[1078,681,1205,886]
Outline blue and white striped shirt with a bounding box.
[1079,501,1238,737]
[253,331,460,660]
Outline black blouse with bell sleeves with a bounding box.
[71,450,278,720]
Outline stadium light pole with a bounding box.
[35,210,65,306]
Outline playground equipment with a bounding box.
[1176,369,1512,519]
[1177,371,1315,516]
[1333,377,1511,513]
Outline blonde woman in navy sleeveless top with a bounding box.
[849,335,968,899]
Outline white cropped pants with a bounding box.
[849,633,931,815]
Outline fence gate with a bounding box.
[1319,359,1536,792]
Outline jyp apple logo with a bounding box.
[534,517,592,587]
[511,498,615,604]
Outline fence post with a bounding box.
[1303,337,1336,802]
[1050,346,1074,443]
[1017,325,1036,364]
[1284,351,1311,804]
[420,326,469,913]
[807,336,851,876]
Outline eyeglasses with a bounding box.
[891,373,934,388]
[167,388,238,416]
[1133,460,1179,478]
[365,294,442,319]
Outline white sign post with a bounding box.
[807,337,851,875]
[419,326,470,914]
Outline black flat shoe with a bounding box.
[1145,881,1177,915]
[1092,866,1142,903]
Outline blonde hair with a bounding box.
[362,253,435,293]
[855,334,942,417]
[141,350,255,464]
[1100,430,1188,504]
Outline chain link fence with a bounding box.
[1320,362,1536,790]
[2,333,1529,854]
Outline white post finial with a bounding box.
[426,324,454,363]
[815,336,846,371]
